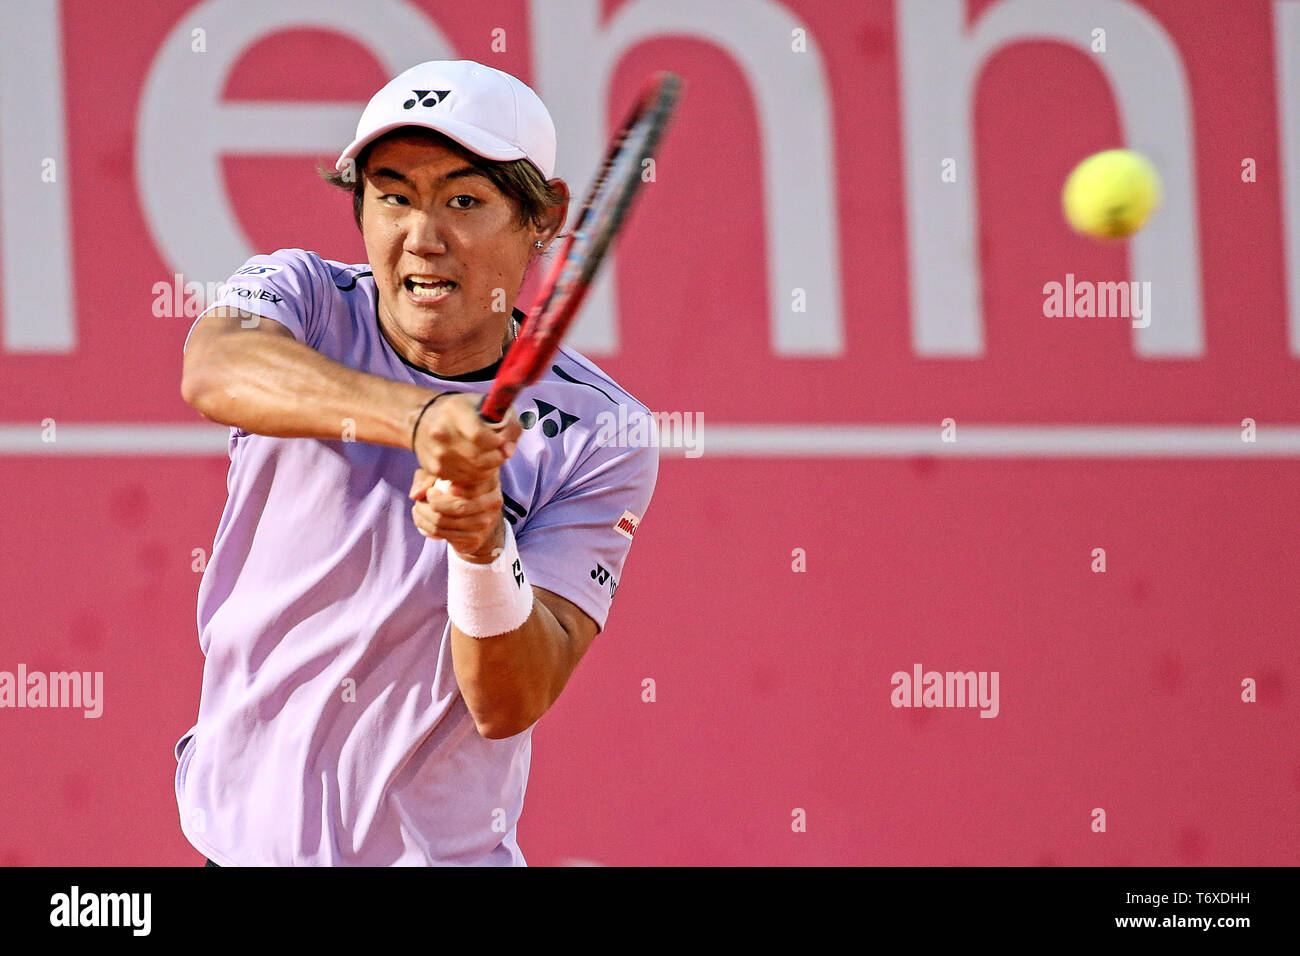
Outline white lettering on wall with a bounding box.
[532,0,843,355]
[897,0,1202,357]
[0,0,74,351]
[137,0,453,292]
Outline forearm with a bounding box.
[451,596,574,739]
[408,399,582,738]
[183,326,432,448]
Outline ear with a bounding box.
[536,179,571,245]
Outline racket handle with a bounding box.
[477,387,517,425]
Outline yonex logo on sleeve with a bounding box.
[232,264,283,277]
[520,400,580,437]
[403,89,451,109]
[613,511,640,540]
[230,287,282,304]
[590,562,617,597]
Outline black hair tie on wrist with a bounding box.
[411,392,450,452]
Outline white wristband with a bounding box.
[446,520,533,638]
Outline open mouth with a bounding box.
[403,276,457,303]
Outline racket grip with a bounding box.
[477,388,515,425]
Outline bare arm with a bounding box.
[408,420,600,740]
[185,313,594,736]
[449,585,599,739]
[180,307,435,447]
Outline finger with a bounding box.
[466,413,514,452]
[498,416,523,459]
[413,515,484,553]
[428,485,503,518]
[412,500,501,537]
[420,511,500,533]
[431,476,497,499]
[423,477,496,507]
[411,501,436,537]
[437,396,508,452]
[409,468,436,500]
[417,484,499,520]
[415,492,499,520]
[412,500,472,538]
[498,408,524,445]
[429,427,495,464]
[419,435,509,481]
[482,404,523,434]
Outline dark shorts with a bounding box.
[205,858,220,867]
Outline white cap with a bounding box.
[335,60,556,179]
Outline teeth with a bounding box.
[406,277,455,299]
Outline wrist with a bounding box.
[447,521,533,638]
[453,518,507,565]
[409,391,452,452]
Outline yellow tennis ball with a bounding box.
[1062,149,1161,239]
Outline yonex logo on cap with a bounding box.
[336,61,556,178]
[403,89,451,110]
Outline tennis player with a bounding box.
[173,60,658,866]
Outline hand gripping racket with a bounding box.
[477,72,683,424]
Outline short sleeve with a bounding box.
[516,436,658,634]
[183,248,326,353]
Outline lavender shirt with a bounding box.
[174,248,657,866]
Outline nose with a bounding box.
[403,208,448,258]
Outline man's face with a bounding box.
[361,134,541,350]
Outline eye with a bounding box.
[379,193,410,206]
[448,195,478,210]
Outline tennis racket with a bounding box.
[477,71,683,424]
